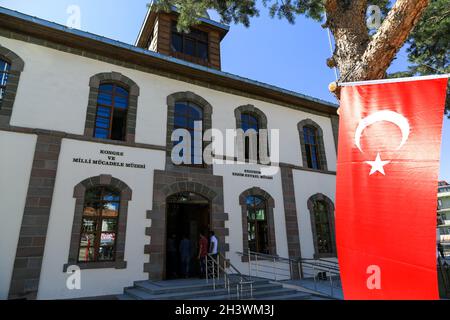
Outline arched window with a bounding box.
[173,101,204,165]
[235,105,269,163]
[94,84,129,141]
[78,186,120,262]
[241,113,260,161]
[85,72,139,143]
[312,200,332,254]
[307,194,336,258]
[0,59,10,103]
[239,187,276,260]
[303,126,320,170]
[246,195,269,254]
[0,46,24,125]
[298,119,328,171]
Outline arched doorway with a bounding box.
[166,192,210,279]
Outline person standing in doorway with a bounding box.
[179,234,192,278]
[167,234,178,278]
[209,231,219,277]
[198,231,208,278]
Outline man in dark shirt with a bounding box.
[179,234,192,278]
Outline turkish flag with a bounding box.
[336,76,448,300]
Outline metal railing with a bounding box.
[205,253,254,299]
[237,250,342,299]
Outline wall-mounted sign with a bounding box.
[72,149,146,169]
[232,169,273,180]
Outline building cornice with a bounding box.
[0,6,338,118]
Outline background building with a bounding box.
[438,181,450,258]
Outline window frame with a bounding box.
[239,187,276,262]
[241,112,260,162]
[84,72,139,144]
[173,101,205,166]
[0,46,24,126]
[303,125,321,170]
[93,83,129,141]
[64,175,132,271]
[77,186,121,263]
[307,193,336,259]
[0,59,11,103]
[246,195,269,254]
[171,22,209,62]
[166,92,213,172]
[298,119,328,171]
[234,105,269,164]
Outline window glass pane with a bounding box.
[110,108,126,141]
[255,209,265,221]
[114,95,128,109]
[78,247,95,262]
[171,33,183,52]
[100,233,116,246]
[101,202,119,217]
[115,86,129,97]
[97,92,112,106]
[198,42,208,60]
[98,246,115,261]
[79,233,96,248]
[102,189,120,201]
[83,205,98,216]
[82,218,97,232]
[95,117,110,129]
[94,128,109,139]
[99,84,113,94]
[0,70,8,86]
[102,219,117,232]
[185,38,196,56]
[96,106,111,118]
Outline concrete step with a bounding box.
[133,278,270,295]
[194,287,301,301]
[124,283,283,300]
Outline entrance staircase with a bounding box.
[117,277,315,300]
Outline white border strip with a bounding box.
[339,74,450,87]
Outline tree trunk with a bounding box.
[326,0,431,83]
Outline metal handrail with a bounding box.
[237,250,342,299]
[206,253,254,299]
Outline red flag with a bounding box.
[335,76,448,300]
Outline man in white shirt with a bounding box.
[209,231,218,259]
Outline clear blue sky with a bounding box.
[0,0,448,180]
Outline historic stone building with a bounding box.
[0,5,339,299]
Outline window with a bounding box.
[78,186,120,262]
[298,120,328,171]
[0,59,10,103]
[312,200,333,254]
[438,199,443,210]
[241,113,260,161]
[174,101,204,165]
[93,84,129,141]
[171,22,209,61]
[246,195,269,254]
[303,126,321,170]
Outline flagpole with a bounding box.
[339,73,450,87]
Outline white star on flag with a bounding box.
[365,153,391,176]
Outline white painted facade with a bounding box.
[0,32,337,299]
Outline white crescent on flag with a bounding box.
[354,110,410,153]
